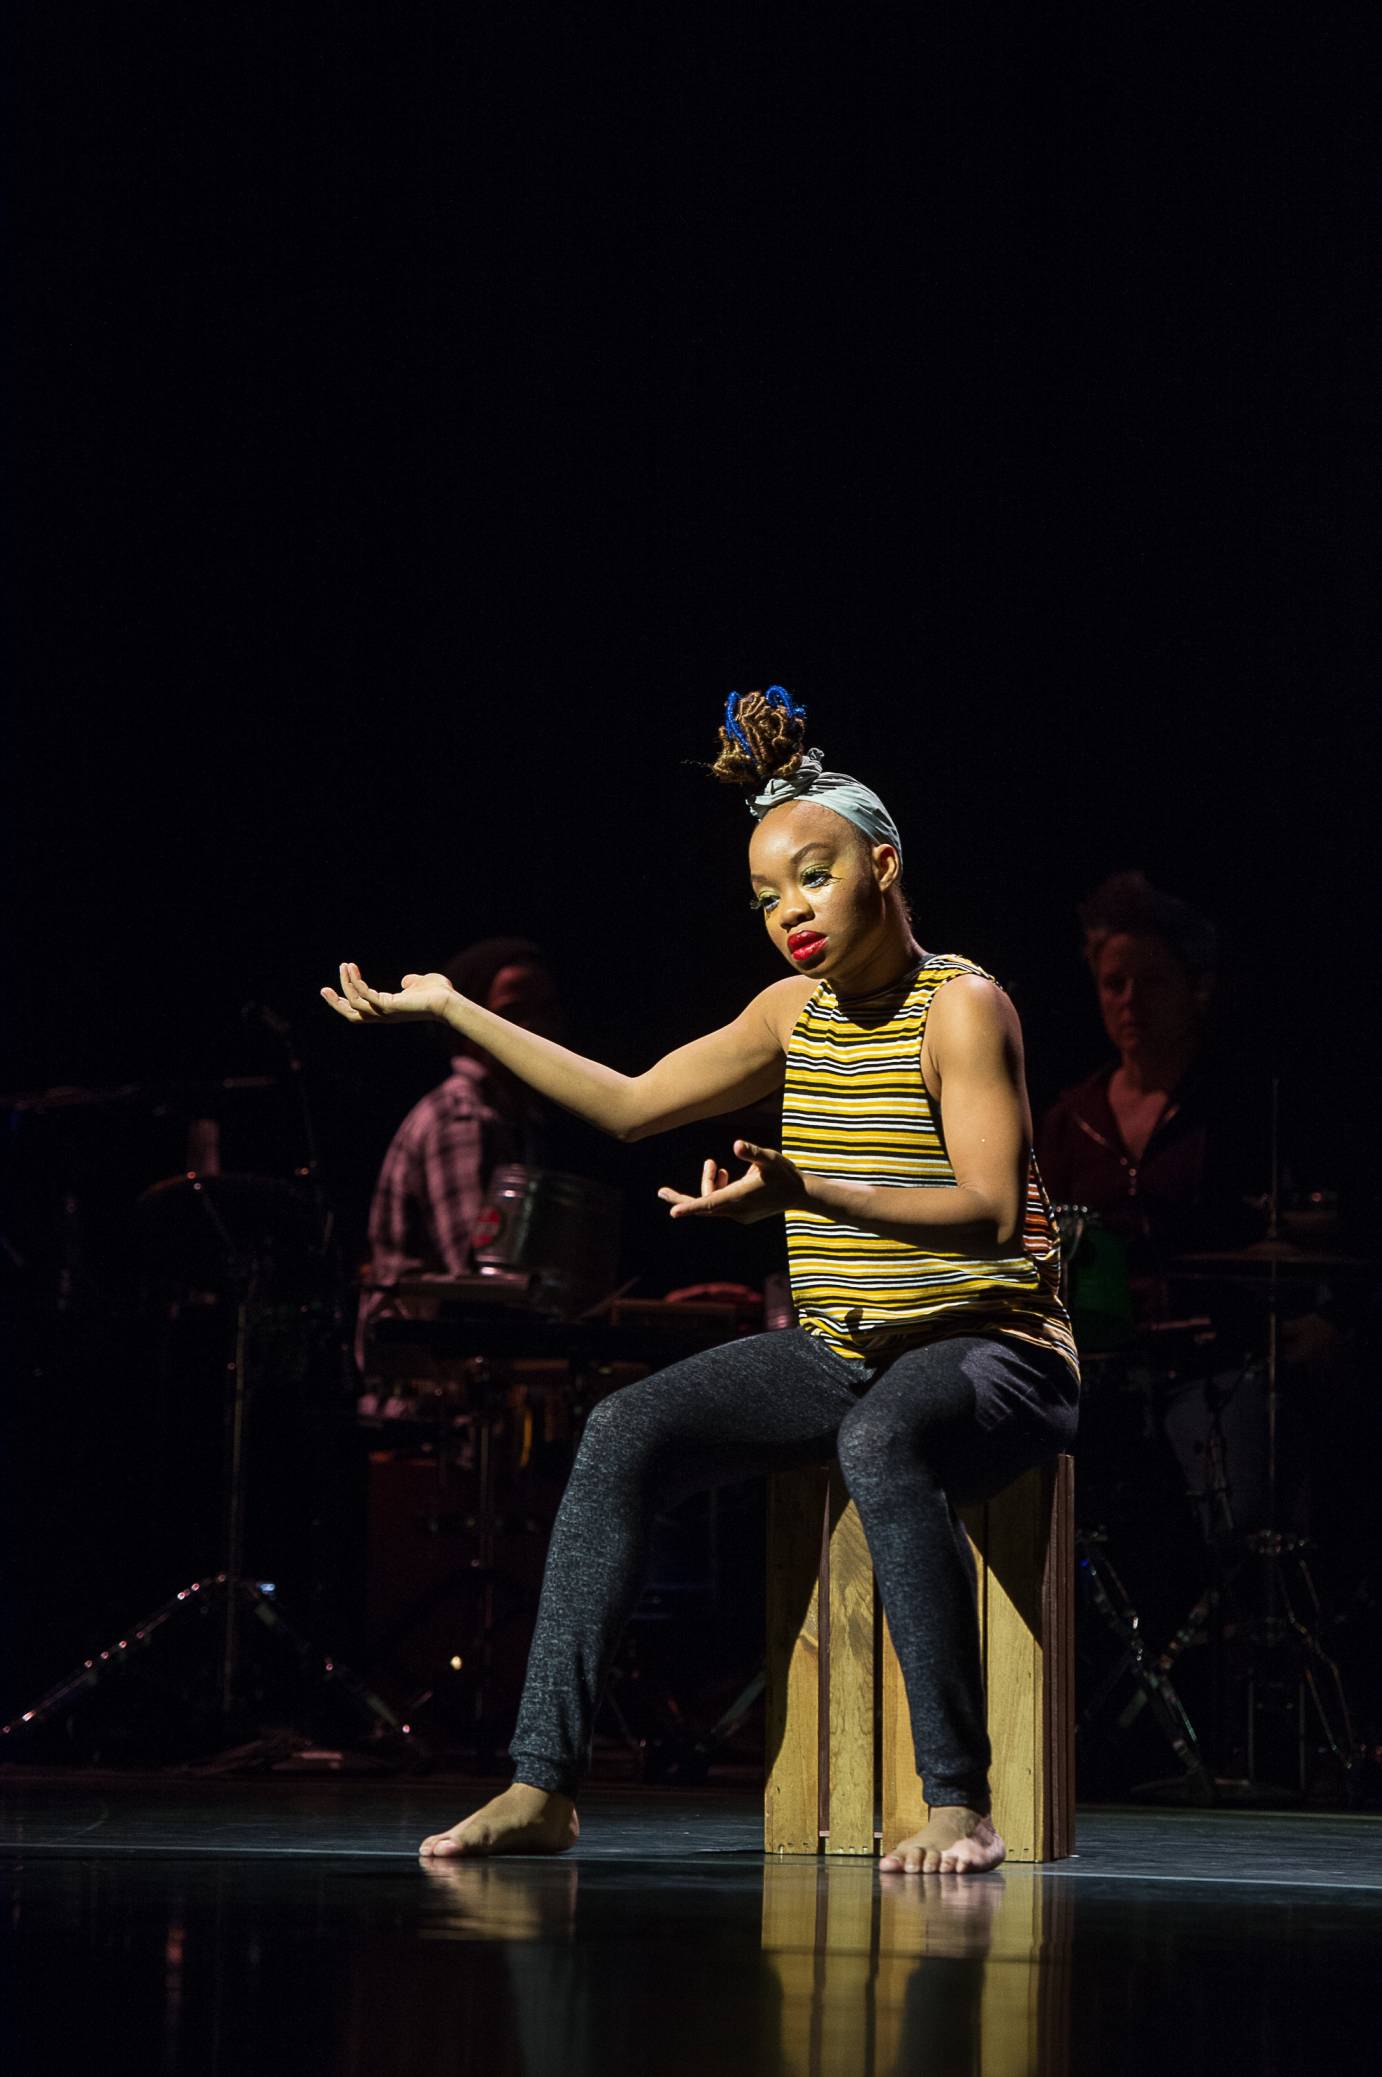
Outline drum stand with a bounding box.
[1075,1527,1215,1800]
[376,1356,680,1772]
[367,1359,522,1750]
[1223,1254,1360,1800]
[1152,1078,1363,1803]
[2,1185,405,1767]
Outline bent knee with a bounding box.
[836,1408,930,1494]
[572,1390,666,1483]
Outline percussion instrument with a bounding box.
[473,1164,621,1317]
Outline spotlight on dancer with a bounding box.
[322,684,1078,1874]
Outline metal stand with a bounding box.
[2,1573,403,1760]
[1226,1079,1362,1802]
[3,1185,408,1768]
[1075,1527,1214,1800]
[368,1360,521,1744]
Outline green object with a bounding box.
[1070,1217,1134,1352]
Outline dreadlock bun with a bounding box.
[711,686,809,788]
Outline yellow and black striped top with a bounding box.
[781,954,1078,1373]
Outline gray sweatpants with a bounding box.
[510,1327,1079,1812]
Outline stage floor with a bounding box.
[4,1775,1381,2075]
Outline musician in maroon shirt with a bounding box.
[1037,872,1244,1318]
[1038,873,1286,1547]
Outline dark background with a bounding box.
[5,7,1378,1719]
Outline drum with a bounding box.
[473,1165,621,1317]
[1054,1204,1134,1353]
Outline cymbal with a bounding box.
[1,1075,279,1114]
[0,1081,144,1112]
[1171,1239,1367,1276]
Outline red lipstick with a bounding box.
[788,931,828,963]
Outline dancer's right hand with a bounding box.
[321,962,455,1026]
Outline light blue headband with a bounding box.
[749,751,904,871]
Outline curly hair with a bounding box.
[710,687,809,788]
[1078,872,1217,981]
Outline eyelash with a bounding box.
[750,867,833,915]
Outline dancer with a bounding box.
[322,686,1079,1874]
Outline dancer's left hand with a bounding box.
[657,1141,805,1224]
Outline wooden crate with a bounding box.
[765,1455,1075,1862]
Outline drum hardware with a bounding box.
[358,1340,579,1747]
[1231,1531,1359,1796]
[357,1298,761,1767]
[1170,1239,1365,1274]
[1058,1202,1214,1788]
[1164,1080,1365,1801]
[1,1571,404,1764]
[372,1357,656,1767]
[0,1073,280,1115]
[1075,1526,1214,1800]
[3,1167,405,1767]
[1148,1580,1223,1689]
[1062,1065,1370,1808]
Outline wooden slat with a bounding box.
[979,1466,1044,1861]
[824,1484,875,1854]
[880,1607,927,1850]
[765,1467,826,1853]
[968,1464,1066,1862]
[958,1491,992,1829]
[1042,1454,1076,1859]
[1062,1454,1076,1852]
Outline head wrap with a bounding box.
[749,751,904,870]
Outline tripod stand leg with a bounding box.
[1078,1533,1213,1793]
[1282,1553,1363,1796]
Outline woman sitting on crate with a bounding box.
[322,686,1079,1875]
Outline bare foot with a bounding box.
[879,1806,1005,1875]
[419,1782,580,1859]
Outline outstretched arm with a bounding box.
[660,975,1031,1254]
[322,963,802,1141]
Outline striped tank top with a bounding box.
[781,954,1078,1373]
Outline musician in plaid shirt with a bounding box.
[355,938,559,1373]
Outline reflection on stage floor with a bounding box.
[4,1778,1381,2076]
